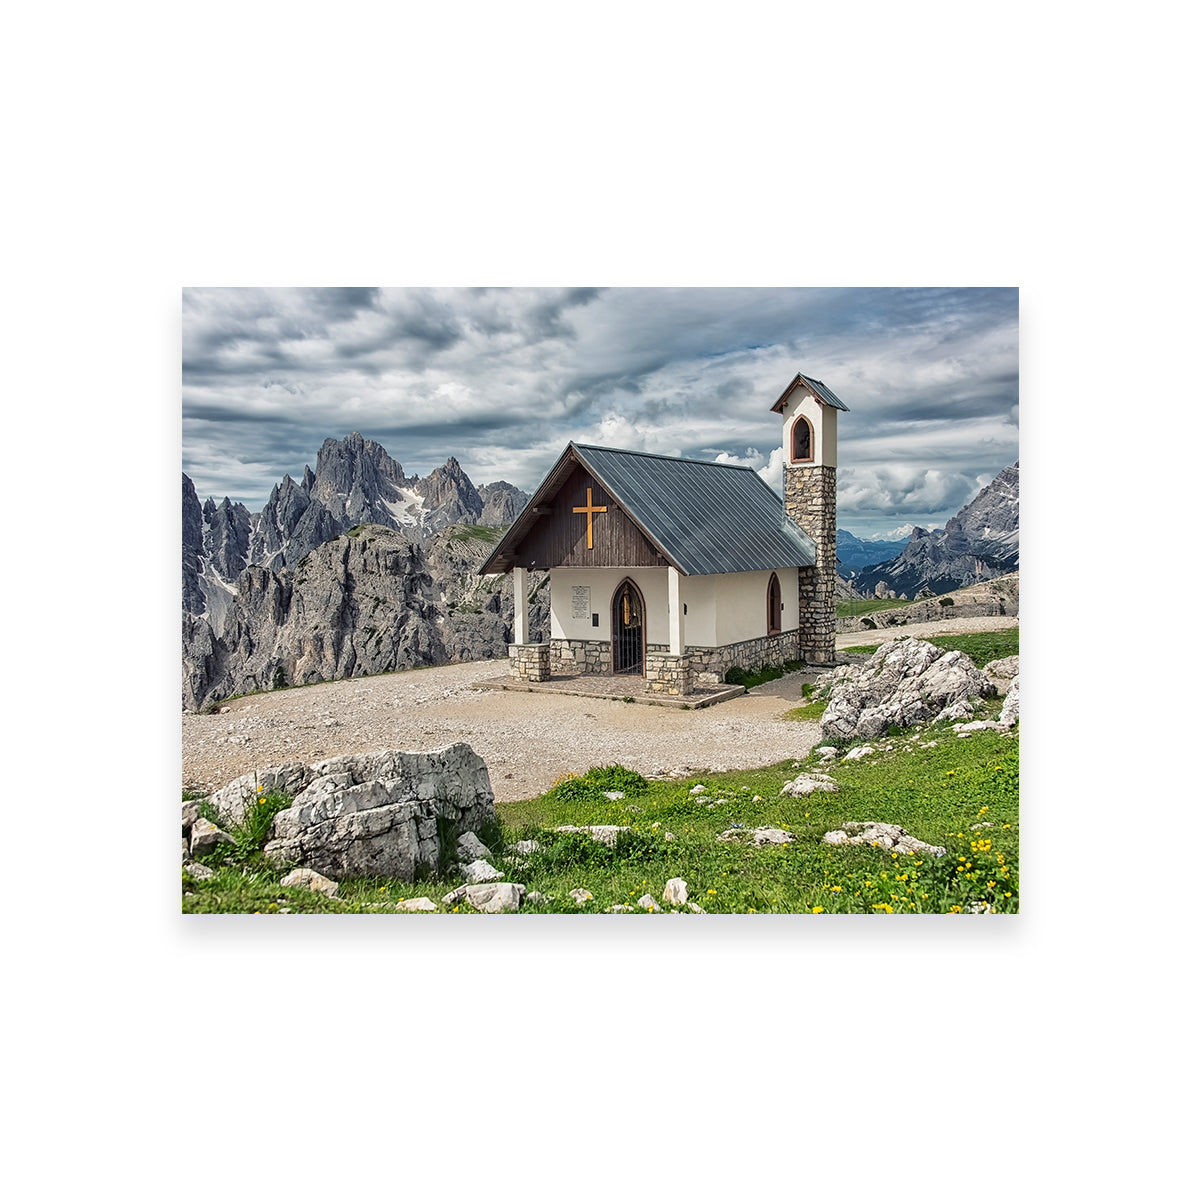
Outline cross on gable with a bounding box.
[572,487,607,550]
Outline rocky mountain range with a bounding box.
[852,463,1019,598]
[835,529,910,576]
[183,434,540,710]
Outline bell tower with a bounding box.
[771,371,846,664]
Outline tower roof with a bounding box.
[770,372,849,414]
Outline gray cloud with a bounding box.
[182,286,1018,538]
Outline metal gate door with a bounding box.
[612,580,644,676]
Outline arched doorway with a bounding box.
[611,578,645,676]
[767,572,782,636]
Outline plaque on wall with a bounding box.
[571,585,591,621]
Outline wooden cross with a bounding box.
[573,487,607,550]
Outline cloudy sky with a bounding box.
[183,286,1017,540]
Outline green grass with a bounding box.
[840,628,1018,668]
[184,728,1017,915]
[781,700,828,721]
[724,659,805,689]
[446,524,502,543]
[837,597,913,617]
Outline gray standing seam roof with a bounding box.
[569,443,816,575]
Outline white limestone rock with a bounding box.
[752,827,795,846]
[397,896,439,912]
[510,840,542,856]
[568,888,593,905]
[662,878,689,906]
[190,817,235,856]
[280,867,340,898]
[983,655,1020,694]
[258,744,496,882]
[184,861,214,881]
[822,822,946,857]
[998,675,1019,727]
[457,832,494,863]
[464,882,525,913]
[780,773,839,796]
[845,746,875,761]
[461,859,504,884]
[638,895,662,912]
[820,639,997,741]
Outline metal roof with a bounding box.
[770,371,849,413]
[562,443,816,575]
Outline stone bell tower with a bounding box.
[770,371,846,664]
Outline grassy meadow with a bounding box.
[183,629,1018,916]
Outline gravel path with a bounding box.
[181,615,1016,804]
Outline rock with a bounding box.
[780,773,839,796]
[182,800,201,834]
[815,746,839,761]
[183,861,214,880]
[464,882,525,913]
[844,746,875,760]
[690,785,707,795]
[257,744,496,881]
[461,859,504,884]
[998,675,1019,727]
[609,904,634,913]
[397,896,439,912]
[569,888,593,905]
[190,817,235,856]
[820,638,997,741]
[663,878,689,906]
[686,902,705,913]
[983,655,1020,694]
[970,822,996,830]
[602,791,625,800]
[510,840,542,856]
[555,825,629,848]
[280,867,340,898]
[663,831,676,841]
[822,822,945,857]
[638,895,662,912]
[524,891,546,905]
[752,827,794,845]
[457,832,494,863]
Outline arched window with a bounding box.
[791,416,813,463]
[767,572,782,636]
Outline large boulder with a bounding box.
[820,638,996,741]
[200,744,497,882]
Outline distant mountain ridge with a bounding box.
[853,463,1019,598]
[835,529,910,575]
[183,433,530,628]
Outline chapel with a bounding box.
[479,371,846,695]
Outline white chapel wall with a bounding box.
[712,568,799,645]
[549,567,672,645]
[548,566,798,649]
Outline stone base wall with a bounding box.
[688,631,802,687]
[509,642,551,682]
[549,638,672,676]
[645,652,693,696]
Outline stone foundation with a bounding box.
[645,652,693,696]
[509,642,551,682]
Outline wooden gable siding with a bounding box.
[510,464,663,569]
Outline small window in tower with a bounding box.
[767,572,782,636]
[791,417,813,463]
